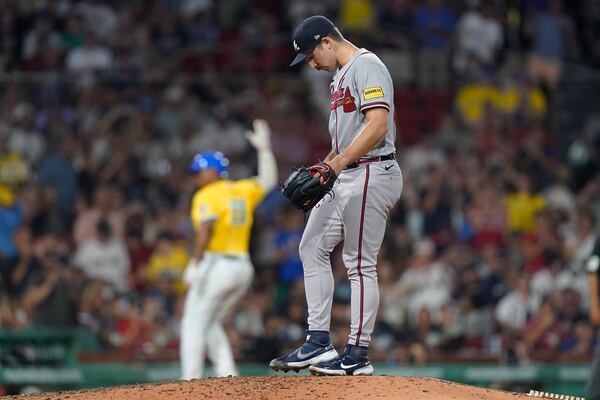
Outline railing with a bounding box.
[0,329,591,397]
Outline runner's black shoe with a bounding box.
[269,331,338,373]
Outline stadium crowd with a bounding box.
[0,0,599,367]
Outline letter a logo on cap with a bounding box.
[293,40,300,52]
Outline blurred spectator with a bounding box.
[478,244,509,307]
[432,304,465,352]
[564,208,597,271]
[414,0,455,88]
[60,14,85,50]
[74,219,130,292]
[500,76,547,123]
[101,294,144,352]
[0,184,21,259]
[376,0,413,49]
[526,0,575,91]
[28,185,68,237]
[37,136,79,225]
[2,226,40,299]
[8,102,45,164]
[339,0,375,32]
[209,106,250,172]
[560,320,596,359]
[78,280,114,336]
[22,250,78,327]
[495,274,538,332]
[452,264,485,311]
[273,206,304,287]
[453,3,503,79]
[234,288,269,341]
[521,296,569,358]
[505,172,546,233]
[558,288,586,324]
[519,231,547,275]
[154,85,197,139]
[419,164,453,244]
[65,31,114,73]
[455,76,546,126]
[21,16,61,63]
[145,231,189,295]
[377,259,405,336]
[73,185,126,245]
[151,9,186,56]
[397,239,452,324]
[124,212,154,293]
[530,251,566,301]
[375,0,413,84]
[75,0,118,38]
[183,10,219,47]
[465,183,507,249]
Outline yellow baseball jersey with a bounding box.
[190,179,265,254]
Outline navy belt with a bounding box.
[345,153,395,170]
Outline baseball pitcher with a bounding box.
[272,16,403,376]
[180,120,277,379]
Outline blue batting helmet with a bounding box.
[188,152,229,178]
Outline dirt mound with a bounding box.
[12,376,535,399]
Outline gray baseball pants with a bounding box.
[299,159,402,347]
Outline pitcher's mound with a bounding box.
[17,376,534,399]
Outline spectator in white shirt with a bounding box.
[396,239,452,325]
[453,3,503,76]
[65,32,114,73]
[495,274,538,332]
[564,209,597,272]
[74,219,130,292]
[8,102,45,164]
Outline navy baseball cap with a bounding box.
[290,16,335,66]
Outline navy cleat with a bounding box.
[309,344,374,376]
[269,331,338,373]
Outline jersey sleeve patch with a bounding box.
[362,87,384,100]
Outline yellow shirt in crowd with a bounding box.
[340,0,375,31]
[456,84,547,123]
[505,192,546,233]
[146,242,189,294]
[190,179,265,255]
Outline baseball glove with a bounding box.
[282,162,337,212]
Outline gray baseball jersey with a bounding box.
[299,48,403,348]
[328,48,396,157]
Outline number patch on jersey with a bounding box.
[230,199,247,226]
[362,87,384,100]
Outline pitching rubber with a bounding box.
[527,390,585,400]
[309,363,374,376]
